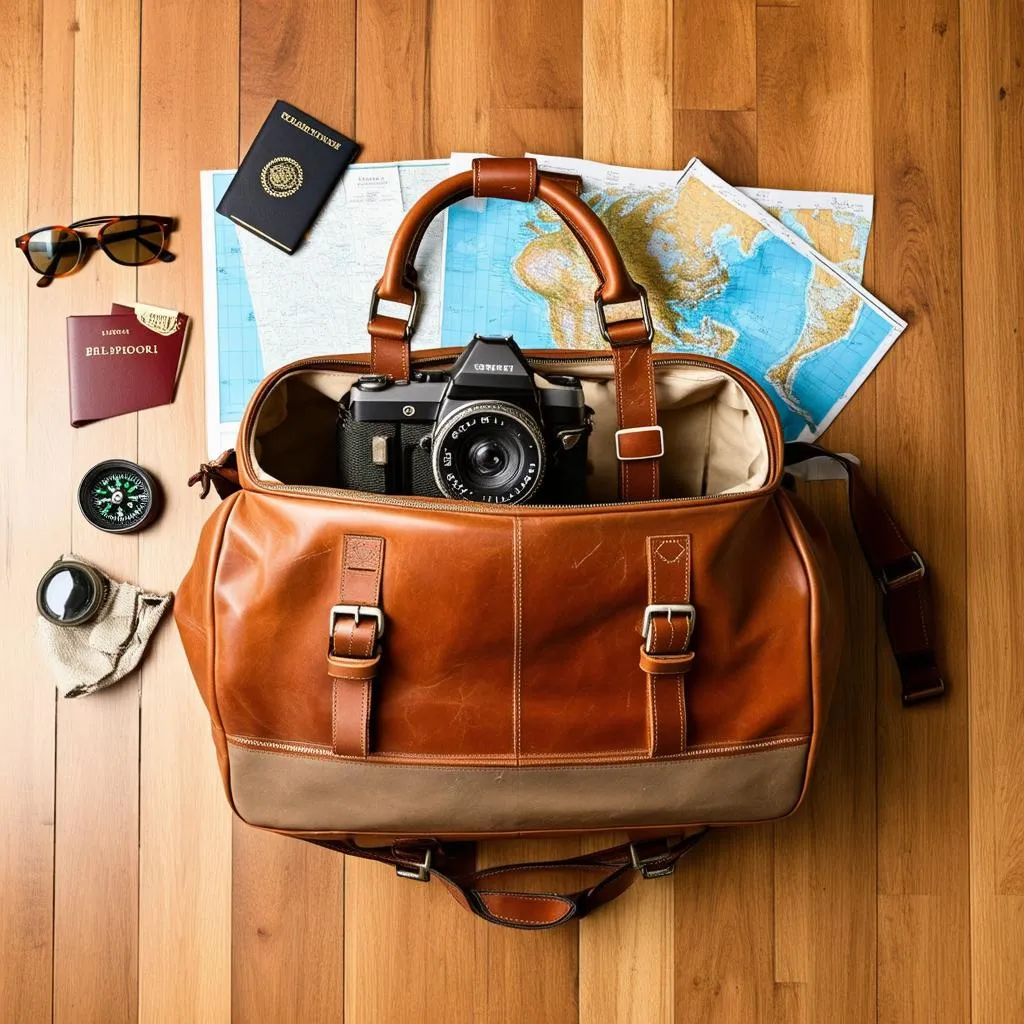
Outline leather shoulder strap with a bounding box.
[784,442,946,705]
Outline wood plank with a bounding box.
[425,0,490,154]
[50,2,142,1020]
[962,0,1024,1020]
[871,0,970,1020]
[674,109,757,184]
[136,0,238,1020]
[356,0,429,161]
[240,0,356,149]
[757,1,878,1021]
[675,0,756,112]
[232,833,343,1022]
[0,0,55,1019]
[580,3,673,1021]
[230,3,353,1019]
[582,0,674,168]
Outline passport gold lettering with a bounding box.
[85,345,158,356]
[280,111,341,150]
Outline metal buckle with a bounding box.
[395,847,432,882]
[642,604,696,654]
[595,285,654,345]
[880,551,925,594]
[615,425,665,461]
[328,605,385,654]
[629,842,676,880]
[368,283,420,339]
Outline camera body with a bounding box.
[337,335,591,505]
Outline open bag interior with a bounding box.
[250,358,773,504]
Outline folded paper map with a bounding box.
[442,153,904,440]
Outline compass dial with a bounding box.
[77,460,160,533]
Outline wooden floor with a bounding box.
[2,0,1022,1020]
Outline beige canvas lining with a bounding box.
[249,360,771,503]
[227,739,810,833]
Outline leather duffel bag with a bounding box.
[176,158,945,929]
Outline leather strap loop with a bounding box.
[308,831,706,930]
[783,442,946,705]
[472,156,538,202]
[642,535,694,757]
[329,536,386,757]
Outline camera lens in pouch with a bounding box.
[36,560,109,626]
[35,555,172,698]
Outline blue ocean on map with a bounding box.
[442,200,559,347]
[440,192,898,440]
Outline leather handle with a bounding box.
[309,832,705,930]
[368,158,662,501]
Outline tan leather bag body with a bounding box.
[176,159,944,929]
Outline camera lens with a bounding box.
[36,560,109,627]
[432,402,545,504]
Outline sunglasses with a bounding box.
[14,215,176,287]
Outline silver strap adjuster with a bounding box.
[642,604,696,654]
[395,847,432,882]
[880,551,925,594]
[328,605,385,654]
[368,282,420,339]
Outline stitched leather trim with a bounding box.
[227,732,808,766]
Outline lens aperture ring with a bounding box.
[431,401,546,504]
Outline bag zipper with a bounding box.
[238,351,781,514]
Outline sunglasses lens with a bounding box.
[26,228,81,277]
[100,217,166,265]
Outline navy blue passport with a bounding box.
[217,100,359,253]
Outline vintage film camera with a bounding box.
[338,335,592,505]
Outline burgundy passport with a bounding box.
[67,303,189,427]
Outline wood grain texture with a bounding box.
[675,0,756,111]
[757,2,879,1023]
[3,0,1021,1019]
[674,110,757,184]
[872,1,970,1021]
[1,0,54,1020]
[962,0,1024,1020]
[53,2,142,1020]
[136,1,237,1021]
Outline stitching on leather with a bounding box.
[528,159,536,200]
[332,679,337,753]
[360,679,369,758]
[226,733,810,766]
[478,891,573,926]
[916,589,930,646]
[678,679,685,753]
[513,517,522,764]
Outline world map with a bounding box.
[441,159,903,440]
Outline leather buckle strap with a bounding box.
[783,442,946,706]
[629,839,679,879]
[329,536,387,757]
[642,603,695,653]
[595,286,654,345]
[880,551,925,593]
[642,537,694,758]
[368,282,420,341]
[394,846,432,882]
[328,604,384,654]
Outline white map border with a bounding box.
[678,158,905,439]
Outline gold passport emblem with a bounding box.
[260,156,304,198]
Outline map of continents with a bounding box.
[442,173,897,440]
